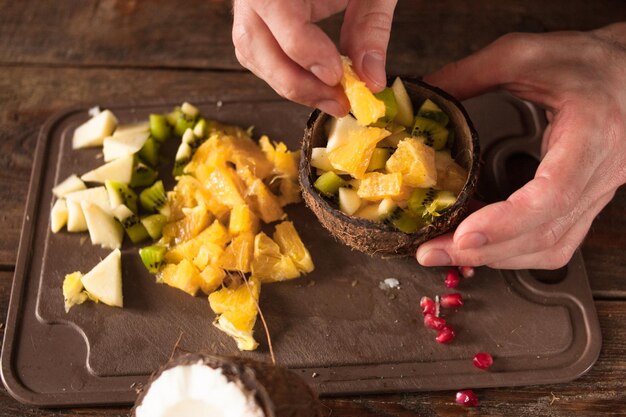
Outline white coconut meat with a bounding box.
[135,362,265,417]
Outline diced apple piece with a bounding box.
[65,186,111,213]
[81,154,135,184]
[353,203,380,221]
[326,115,362,152]
[378,198,397,218]
[103,130,150,162]
[72,110,118,149]
[338,187,361,215]
[80,249,123,308]
[51,199,68,233]
[391,77,414,128]
[52,174,86,198]
[114,121,149,136]
[81,201,124,250]
[310,147,333,172]
[66,199,87,232]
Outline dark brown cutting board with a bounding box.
[1,93,601,406]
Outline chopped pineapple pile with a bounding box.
[312,63,469,233]
[139,111,314,351]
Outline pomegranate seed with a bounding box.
[459,266,475,279]
[420,296,436,315]
[436,326,455,343]
[473,352,493,370]
[455,390,479,407]
[440,293,464,308]
[445,268,461,288]
[424,313,446,330]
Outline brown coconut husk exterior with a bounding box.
[133,353,324,417]
[299,78,480,257]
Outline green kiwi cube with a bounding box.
[138,136,161,168]
[140,180,170,217]
[112,204,149,243]
[367,148,392,172]
[426,190,457,217]
[412,116,449,150]
[139,245,167,273]
[174,116,196,137]
[141,214,168,240]
[417,99,449,127]
[173,142,193,177]
[130,161,159,188]
[193,118,207,139]
[391,210,423,233]
[374,87,398,122]
[407,187,437,215]
[105,180,138,214]
[314,171,346,196]
[149,114,171,142]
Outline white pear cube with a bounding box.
[51,199,68,233]
[310,147,334,172]
[378,198,398,217]
[338,187,361,215]
[65,186,111,213]
[326,115,362,152]
[81,154,134,184]
[113,121,149,136]
[72,110,118,149]
[391,77,414,128]
[66,199,87,232]
[80,249,123,308]
[52,174,86,198]
[81,201,124,250]
[103,131,149,162]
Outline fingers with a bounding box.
[232,0,349,116]
[423,32,549,102]
[339,0,398,92]
[416,190,614,269]
[246,0,343,87]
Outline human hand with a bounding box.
[416,23,626,269]
[232,0,397,117]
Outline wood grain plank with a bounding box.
[1,0,625,75]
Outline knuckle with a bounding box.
[547,244,576,269]
[358,10,394,33]
[276,83,302,102]
[495,32,544,63]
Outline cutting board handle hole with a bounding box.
[529,266,568,284]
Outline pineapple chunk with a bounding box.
[158,259,202,296]
[62,271,88,312]
[385,137,437,188]
[327,126,390,179]
[357,172,406,201]
[208,276,261,351]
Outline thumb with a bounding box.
[340,0,398,92]
[423,33,539,100]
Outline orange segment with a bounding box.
[273,221,314,273]
[158,259,202,296]
[251,232,300,283]
[385,137,437,188]
[218,231,255,273]
[327,126,390,179]
[340,56,386,126]
[357,172,406,201]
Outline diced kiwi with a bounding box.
[412,117,449,150]
[314,171,346,197]
[141,214,168,240]
[408,188,437,217]
[367,148,392,171]
[391,210,423,233]
[130,162,159,188]
[113,204,149,243]
[175,117,195,138]
[105,179,138,213]
[417,99,449,127]
[173,142,193,177]
[182,128,203,150]
[374,88,398,122]
[139,245,167,273]
[138,136,161,167]
[140,180,170,217]
[149,114,171,142]
[377,198,397,219]
[181,102,200,118]
[425,191,457,216]
[193,118,207,139]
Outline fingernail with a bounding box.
[310,64,339,86]
[316,100,347,117]
[362,51,386,90]
[417,249,452,266]
[457,232,488,250]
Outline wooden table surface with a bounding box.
[1,1,625,415]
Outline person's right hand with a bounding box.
[232,0,398,117]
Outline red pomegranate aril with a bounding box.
[420,296,436,315]
[424,313,446,330]
[440,293,464,308]
[459,266,475,279]
[436,326,455,343]
[473,352,493,370]
[445,268,461,288]
[456,390,479,407]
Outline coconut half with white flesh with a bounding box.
[133,354,324,417]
